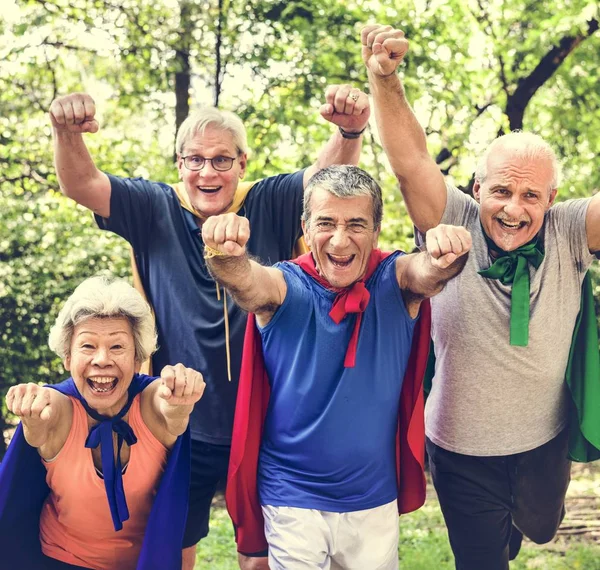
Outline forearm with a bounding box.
[159,402,193,437]
[21,419,52,448]
[206,253,276,314]
[368,72,429,180]
[53,130,110,216]
[315,129,363,169]
[414,250,468,297]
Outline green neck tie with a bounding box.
[478,232,545,346]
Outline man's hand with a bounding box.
[6,383,53,422]
[202,213,250,257]
[49,93,99,134]
[320,84,370,133]
[425,224,472,269]
[158,364,205,408]
[361,24,409,77]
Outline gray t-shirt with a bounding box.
[425,184,595,456]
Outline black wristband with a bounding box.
[338,126,367,139]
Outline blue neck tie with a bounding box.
[81,390,138,531]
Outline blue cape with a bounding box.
[0,374,190,569]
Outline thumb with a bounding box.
[319,103,334,119]
[158,385,173,400]
[40,405,52,422]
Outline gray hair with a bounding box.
[48,276,157,363]
[474,131,562,192]
[175,107,249,156]
[303,165,383,229]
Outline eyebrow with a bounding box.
[314,215,369,223]
[75,330,130,338]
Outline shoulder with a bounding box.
[246,171,304,201]
[106,173,175,200]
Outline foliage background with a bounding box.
[1,0,599,455]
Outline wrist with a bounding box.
[338,126,367,139]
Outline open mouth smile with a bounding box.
[197,186,222,194]
[496,218,528,231]
[327,254,355,268]
[87,376,118,394]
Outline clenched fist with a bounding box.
[425,224,472,269]
[320,84,370,133]
[361,24,409,77]
[6,383,53,422]
[49,92,99,134]
[158,363,205,407]
[202,213,250,257]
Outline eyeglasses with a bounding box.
[181,155,238,172]
[312,221,373,235]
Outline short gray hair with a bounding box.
[474,131,562,192]
[175,107,249,156]
[303,165,383,229]
[48,276,157,363]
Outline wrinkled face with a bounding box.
[177,125,247,218]
[474,151,557,251]
[64,317,140,417]
[302,188,380,289]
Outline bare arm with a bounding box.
[202,213,287,326]
[141,364,205,448]
[396,224,472,317]
[362,25,447,232]
[50,93,112,217]
[586,193,600,253]
[303,84,371,186]
[6,383,72,460]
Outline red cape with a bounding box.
[225,252,432,554]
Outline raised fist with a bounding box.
[158,363,206,407]
[320,84,370,133]
[202,212,250,257]
[6,383,53,422]
[426,224,472,269]
[49,92,99,134]
[361,24,409,77]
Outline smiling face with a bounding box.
[64,317,140,417]
[177,125,247,218]
[474,150,557,251]
[302,187,380,289]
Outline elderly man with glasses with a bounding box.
[49,87,371,570]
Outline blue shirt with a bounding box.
[95,172,304,444]
[257,253,417,511]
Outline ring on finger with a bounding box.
[348,92,359,102]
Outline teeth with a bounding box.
[89,377,115,384]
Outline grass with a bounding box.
[195,466,600,569]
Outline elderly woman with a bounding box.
[0,276,204,570]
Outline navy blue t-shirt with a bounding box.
[95,172,304,444]
[257,254,417,511]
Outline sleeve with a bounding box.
[94,174,161,249]
[258,263,307,335]
[251,170,305,247]
[439,182,479,227]
[547,198,595,271]
[415,182,477,249]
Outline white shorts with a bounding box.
[261,500,399,570]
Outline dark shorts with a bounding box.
[427,427,571,570]
[182,439,231,548]
[40,556,90,570]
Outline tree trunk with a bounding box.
[173,0,193,157]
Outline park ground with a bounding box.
[195,462,600,569]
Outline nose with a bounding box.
[503,195,524,218]
[92,347,111,366]
[329,224,351,247]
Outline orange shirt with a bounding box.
[40,395,168,570]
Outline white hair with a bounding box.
[474,131,562,192]
[175,107,249,156]
[48,276,157,363]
